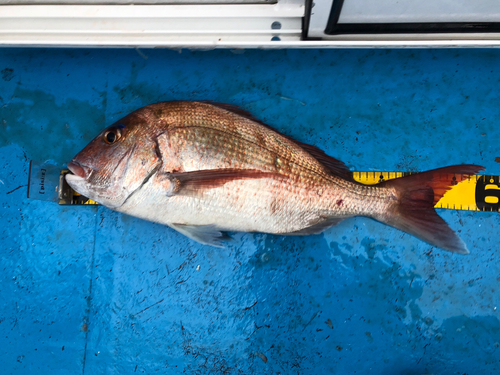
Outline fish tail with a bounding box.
[378,164,484,254]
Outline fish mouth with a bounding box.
[67,161,89,180]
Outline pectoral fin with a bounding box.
[159,168,277,197]
[170,223,231,247]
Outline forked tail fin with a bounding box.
[379,165,484,254]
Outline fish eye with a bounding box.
[103,127,122,145]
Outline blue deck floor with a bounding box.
[1,48,499,374]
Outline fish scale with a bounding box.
[169,121,337,192]
[152,117,394,230]
[167,102,333,178]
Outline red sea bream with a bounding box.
[66,101,483,253]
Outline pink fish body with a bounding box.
[66,101,483,253]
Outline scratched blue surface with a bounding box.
[1,48,500,374]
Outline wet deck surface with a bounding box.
[1,48,499,374]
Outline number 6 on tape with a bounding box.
[353,172,499,213]
[475,175,500,212]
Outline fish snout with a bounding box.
[67,161,89,179]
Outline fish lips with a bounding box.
[65,161,92,195]
[67,161,88,178]
[65,160,128,209]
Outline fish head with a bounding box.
[66,111,161,208]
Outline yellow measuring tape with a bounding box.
[73,192,99,205]
[353,172,500,212]
[60,170,499,212]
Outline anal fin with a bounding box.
[283,217,345,236]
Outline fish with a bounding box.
[65,101,484,253]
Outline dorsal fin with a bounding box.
[201,101,355,182]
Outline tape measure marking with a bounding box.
[59,170,499,212]
[353,172,499,212]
